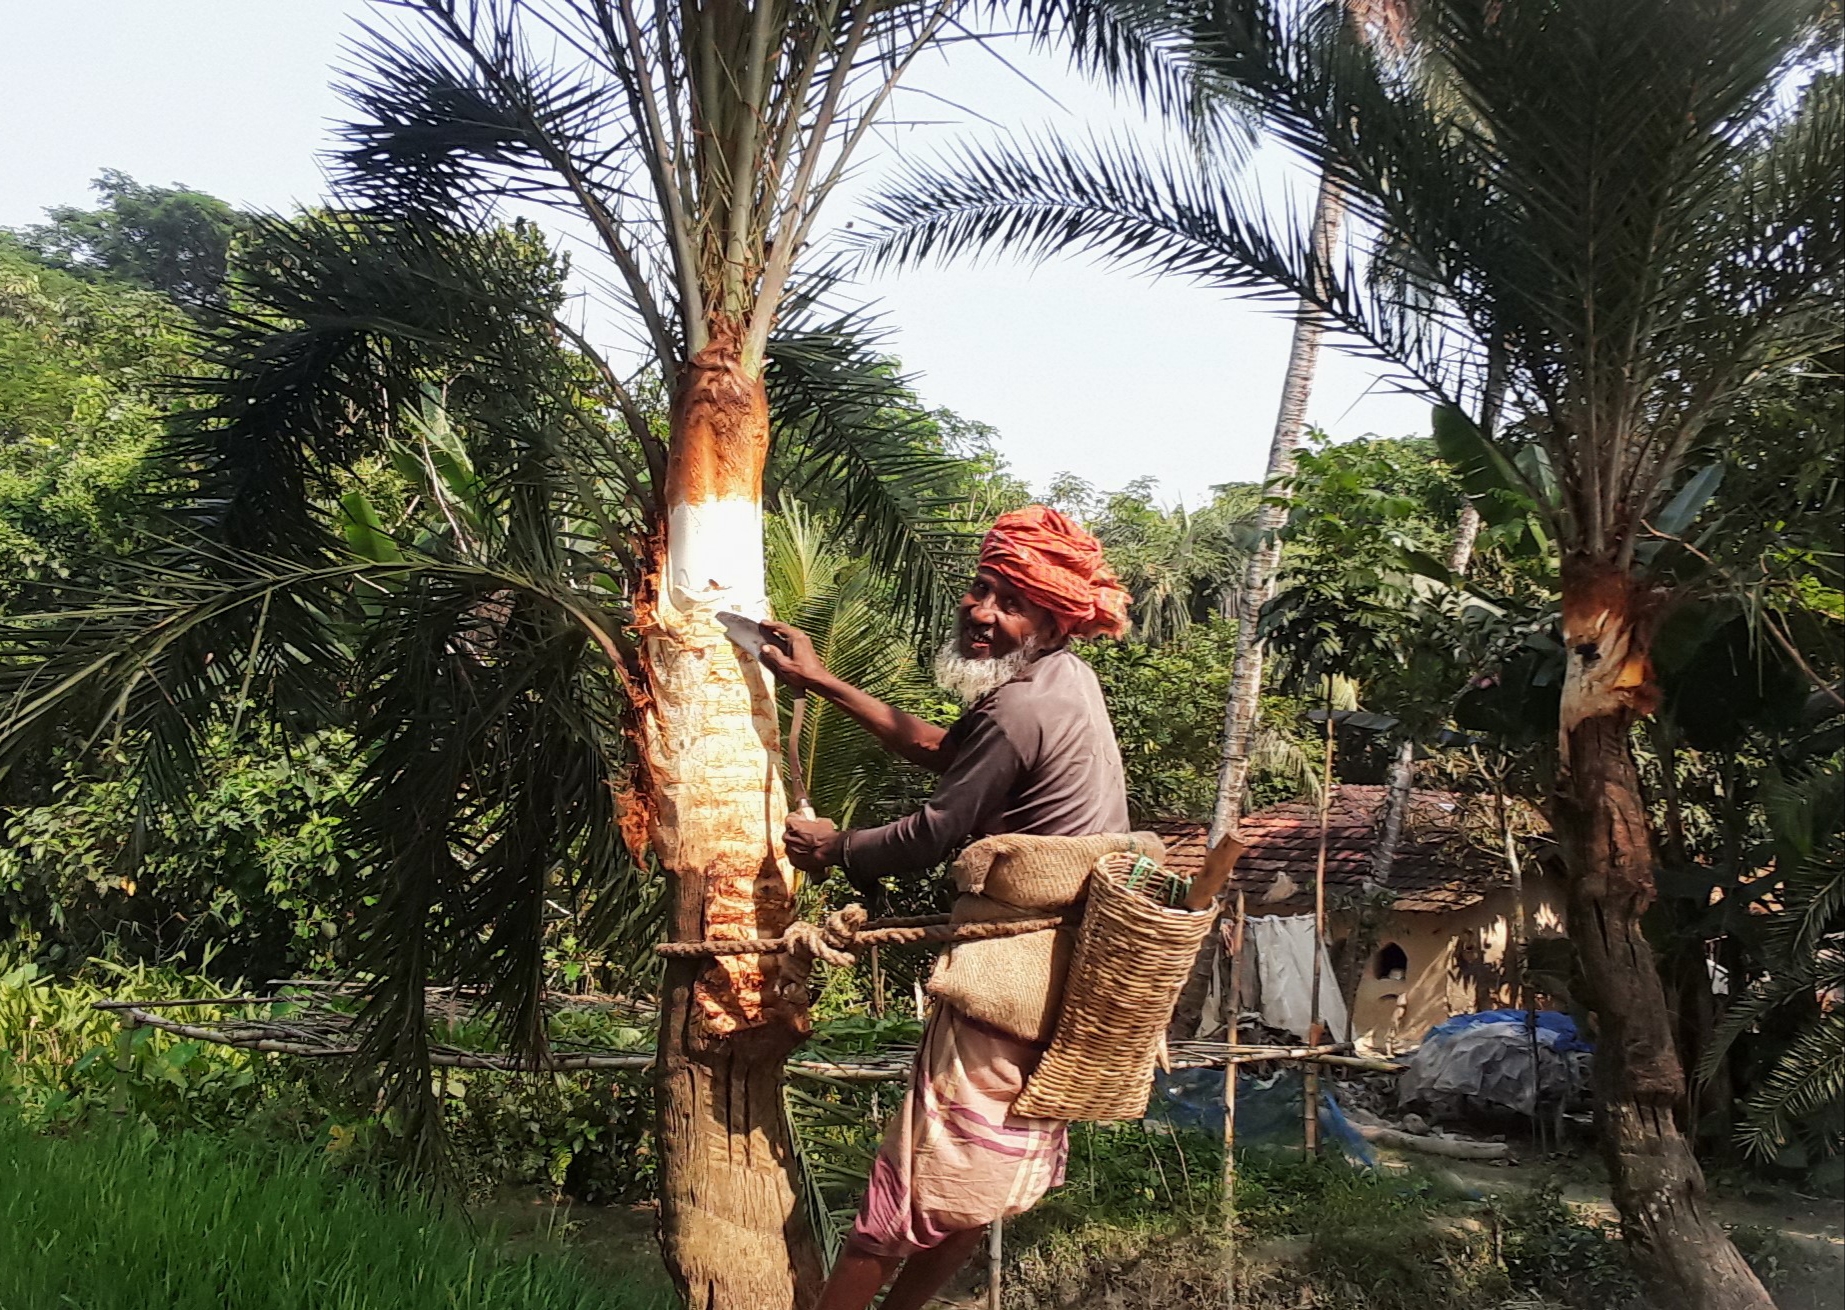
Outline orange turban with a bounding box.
[978,505,1133,640]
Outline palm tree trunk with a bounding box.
[643,326,823,1310]
[1207,173,1346,843]
[1554,557,1771,1310]
[1174,175,1346,1040]
[1367,738,1417,884]
[1365,386,1490,890]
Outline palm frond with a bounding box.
[857,129,1482,409]
[767,296,983,634]
[766,505,938,828]
[1700,758,1845,1160]
[1735,1010,1845,1162]
[1,203,660,1179]
[1250,721,1321,802]
[862,0,1844,556]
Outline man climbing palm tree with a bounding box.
[760,506,1135,1310]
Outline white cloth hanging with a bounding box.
[1248,914,1349,1042]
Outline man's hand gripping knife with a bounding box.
[716,612,834,891]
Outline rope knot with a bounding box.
[783,920,855,970]
[823,904,870,952]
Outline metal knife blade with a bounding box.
[715,610,768,659]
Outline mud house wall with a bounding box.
[1334,872,1569,1051]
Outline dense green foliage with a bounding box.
[0,233,192,590]
[1,955,284,1133]
[0,951,657,1203]
[2,731,358,978]
[1083,619,1318,820]
[13,169,245,309]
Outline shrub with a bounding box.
[1495,1184,1644,1309]
[1,730,360,980]
[0,953,661,1203]
[0,953,310,1133]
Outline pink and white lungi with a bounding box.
[847,1006,1070,1258]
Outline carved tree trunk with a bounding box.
[1553,557,1771,1310]
[642,327,823,1310]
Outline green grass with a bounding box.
[0,1113,673,1310]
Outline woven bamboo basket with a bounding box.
[1011,851,1215,1122]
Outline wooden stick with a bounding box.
[90,996,296,1009]
[1351,1124,1510,1160]
[1307,695,1335,1158]
[99,1003,926,1080]
[1224,890,1247,1310]
[987,1218,1003,1310]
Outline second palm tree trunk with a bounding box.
[1207,175,1347,843]
[1553,558,1771,1310]
[1176,176,1346,1038]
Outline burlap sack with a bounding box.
[927,832,1166,1043]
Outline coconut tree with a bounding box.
[857,1,1842,1303]
[1206,1,1421,840]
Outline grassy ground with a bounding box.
[988,1138,1845,1310]
[0,1113,674,1310]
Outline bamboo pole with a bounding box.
[1306,694,1335,1157]
[1224,891,1248,1310]
[987,1218,1003,1310]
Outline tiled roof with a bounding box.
[1150,785,1519,914]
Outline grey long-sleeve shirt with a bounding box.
[841,647,1130,884]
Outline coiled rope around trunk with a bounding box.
[653,904,1075,968]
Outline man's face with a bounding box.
[956,568,1058,659]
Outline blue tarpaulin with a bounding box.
[1147,1066,1378,1168]
[1419,1008,1593,1054]
[1399,1009,1594,1115]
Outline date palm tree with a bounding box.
[3,3,1203,1305]
[1,198,971,1297]
[857,1,1842,1304]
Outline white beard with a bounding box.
[933,637,1040,706]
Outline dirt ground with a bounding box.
[1435,1152,1844,1310]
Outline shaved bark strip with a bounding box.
[646,323,820,1308]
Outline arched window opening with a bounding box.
[1375,942,1409,980]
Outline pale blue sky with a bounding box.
[1,0,1432,505]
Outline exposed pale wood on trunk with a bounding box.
[645,327,820,1309]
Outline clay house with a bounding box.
[1154,785,1568,1052]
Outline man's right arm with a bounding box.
[758,621,954,772]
